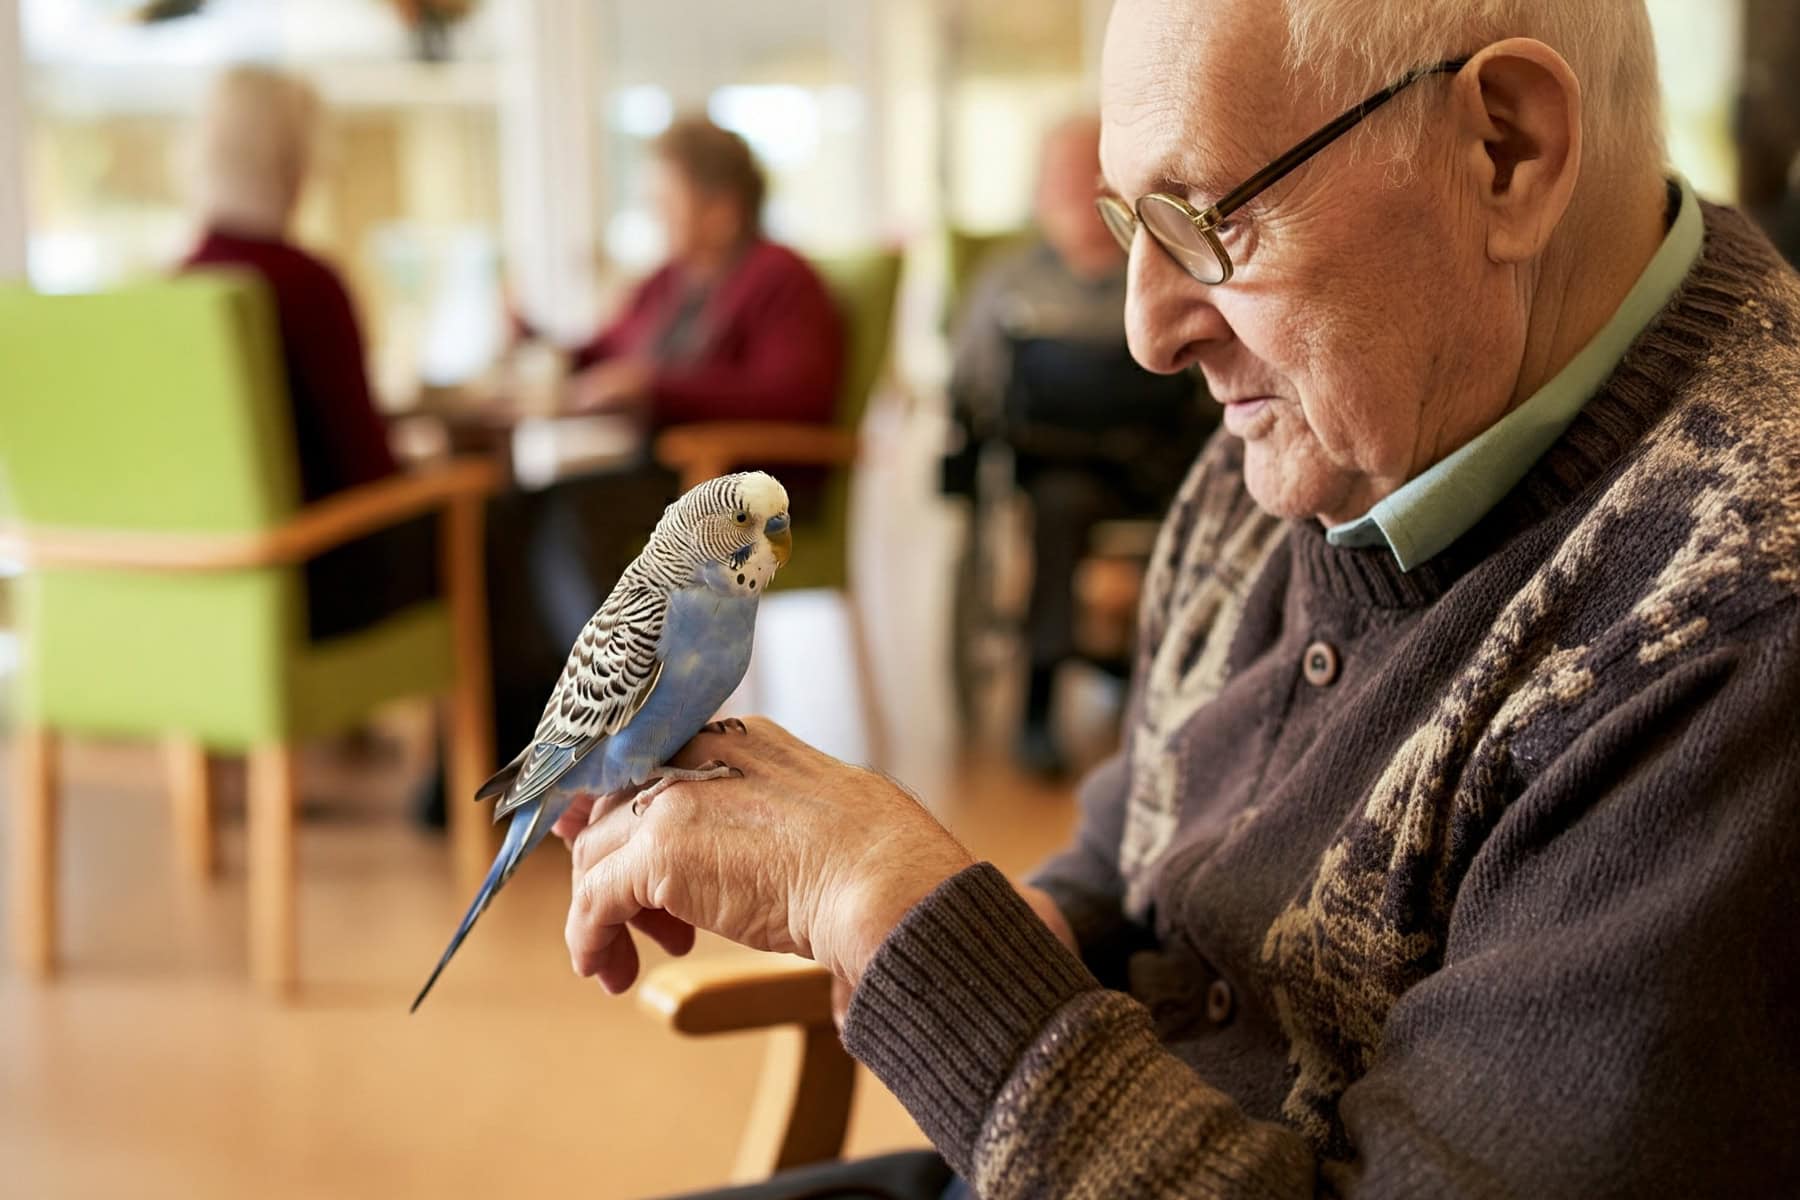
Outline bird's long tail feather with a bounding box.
[410,803,538,1012]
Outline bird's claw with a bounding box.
[701,717,749,736]
[629,759,744,815]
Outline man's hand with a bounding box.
[566,358,654,413]
[555,718,976,994]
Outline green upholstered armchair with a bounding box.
[0,275,498,992]
[652,248,904,766]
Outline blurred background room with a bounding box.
[0,0,1786,1196]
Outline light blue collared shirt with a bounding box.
[1327,177,1705,571]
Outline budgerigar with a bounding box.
[411,471,792,1011]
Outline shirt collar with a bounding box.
[1326,176,1705,572]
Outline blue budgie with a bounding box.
[411,471,792,1011]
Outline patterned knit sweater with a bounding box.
[844,203,1800,1198]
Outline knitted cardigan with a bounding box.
[844,203,1800,1198]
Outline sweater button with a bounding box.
[1205,979,1235,1025]
[1303,641,1340,687]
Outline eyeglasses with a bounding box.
[1096,59,1468,285]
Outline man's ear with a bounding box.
[1451,38,1583,264]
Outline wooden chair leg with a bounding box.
[731,1023,858,1184]
[443,492,497,893]
[165,737,216,878]
[843,594,889,770]
[8,728,58,978]
[247,744,298,993]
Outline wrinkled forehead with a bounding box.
[1099,0,1304,199]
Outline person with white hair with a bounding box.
[564,3,1800,1196]
[181,65,433,643]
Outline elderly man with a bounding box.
[561,1,1800,1196]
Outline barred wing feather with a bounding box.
[488,580,667,822]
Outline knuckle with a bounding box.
[572,865,602,917]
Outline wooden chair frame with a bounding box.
[638,955,852,1183]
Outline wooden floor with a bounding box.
[0,732,1083,1199]
[0,404,1119,1199]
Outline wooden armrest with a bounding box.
[0,458,500,572]
[654,423,859,492]
[642,954,854,1182]
[639,953,836,1034]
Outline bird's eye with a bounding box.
[734,512,748,524]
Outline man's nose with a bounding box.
[1123,238,1229,374]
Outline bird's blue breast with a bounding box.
[591,586,759,795]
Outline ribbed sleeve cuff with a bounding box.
[843,862,1101,1173]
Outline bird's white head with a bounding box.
[656,470,792,598]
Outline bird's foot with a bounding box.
[700,717,749,736]
[629,759,745,816]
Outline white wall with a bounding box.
[497,0,604,343]
[0,0,27,281]
[1647,0,1745,199]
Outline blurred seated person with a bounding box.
[947,115,1215,774]
[513,117,846,671]
[565,116,844,434]
[178,65,436,643]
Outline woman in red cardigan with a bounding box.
[563,116,844,428]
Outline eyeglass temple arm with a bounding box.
[1206,59,1469,222]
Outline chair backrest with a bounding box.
[0,274,299,534]
[0,275,308,742]
[944,226,1030,329]
[774,249,902,594]
[811,249,903,433]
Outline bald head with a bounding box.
[1035,114,1123,279]
[1038,115,1103,197]
[1099,1,1294,208]
[192,65,320,238]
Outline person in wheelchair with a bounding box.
[945,115,1216,773]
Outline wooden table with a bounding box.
[388,388,643,490]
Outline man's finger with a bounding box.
[568,797,636,876]
[567,849,649,979]
[552,794,598,844]
[594,925,641,994]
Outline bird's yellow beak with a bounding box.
[770,526,793,568]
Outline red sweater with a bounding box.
[182,230,397,503]
[571,238,845,428]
